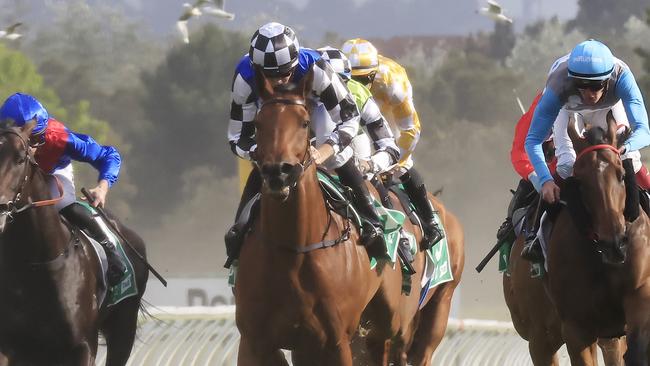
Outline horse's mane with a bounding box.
[273,82,300,94]
[583,126,608,146]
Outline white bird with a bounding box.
[0,23,22,41]
[177,0,235,44]
[478,0,513,24]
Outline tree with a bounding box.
[507,18,586,103]
[569,0,650,37]
[488,22,516,64]
[423,50,519,126]
[133,24,248,216]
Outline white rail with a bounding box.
[95,306,594,365]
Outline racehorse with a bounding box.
[544,116,650,366]
[351,185,464,366]
[504,220,626,365]
[0,124,149,365]
[233,68,399,366]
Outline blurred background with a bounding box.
[1,0,650,321]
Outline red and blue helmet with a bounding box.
[0,93,49,135]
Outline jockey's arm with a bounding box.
[525,89,562,189]
[357,93,400,173]
[311,59,360,159]
[616,69,650,154]
[67,131,121,207]
[511,92,542,184]
[228,71,258,161]
[389,82,421,166]
[67,132,121,187]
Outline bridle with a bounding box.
[575,144,620,162]
[254,97,352,253]
[255,97,314,189]
[569,143,622,243]
[0,130,63,222]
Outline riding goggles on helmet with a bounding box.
[353,71,377,86]
[574,78,607,92]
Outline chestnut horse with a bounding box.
[233,67,463,365]
[543,117,650,366]
[504,217,626,365]
[234,69,402,365]
[0,125,148,365]
[354,186,464,366]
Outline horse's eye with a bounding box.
[303,120,310,128]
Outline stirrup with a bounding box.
[521,237,543,262]
[421,221,444,250]
[362,223,387,259]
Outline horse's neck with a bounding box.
[259,167,329,248]
[2,171,69,265]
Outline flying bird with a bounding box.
[177,0,235,44]
[0,22,22,41]
[478,0,513,24]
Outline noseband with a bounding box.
[255,98,314,189]
[0,130,63,221]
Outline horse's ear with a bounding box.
[568,115,588,154]
[298,69,314,100]
[605,110,618,147]
[21,119,36,138]
[254,65,274,101]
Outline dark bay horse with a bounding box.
[504,221,626,365]
[0,124,148,365]
[544,117,650,366]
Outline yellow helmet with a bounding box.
[341,38,378,76]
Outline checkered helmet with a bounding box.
[249,22,300,76]
[341,38,379,76]
[318,46,351,80]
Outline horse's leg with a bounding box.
[562,322,598,366]
[364,338,390,366]
[101,297,141,366]
[528,330,562,366]
[237,336,288,366]
[623,287,650,366]
[599,337,626,366]
[406,283,455,366]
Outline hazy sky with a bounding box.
[75,0,579,42]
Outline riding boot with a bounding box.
[623,159,640,222]
[400,169,443,250]
[224,169,262,268]
[497,179,535,242]
[335,160,386,258]
[521,198,544,262]
[60,202,127,287]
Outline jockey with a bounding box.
[225,23,387,264]
[0,93,127,286]
[341,38,444,249]
[314,47,400,181]
[524,39,650,260]
[495,92,557,242]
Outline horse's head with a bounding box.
[253,66,313,200]
[0,121,38,232]
[568,112,628,264]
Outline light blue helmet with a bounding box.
[0,93,49,135]
[567,40,614,81]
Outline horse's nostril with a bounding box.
[281,163,294,174]
[261,164,280,176]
